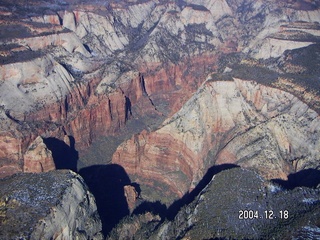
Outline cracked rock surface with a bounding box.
[137,168,320,239]
[0,170,103,240]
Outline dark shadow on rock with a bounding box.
[43,136,78,172]
[132,200,167,219]
[83,43,91,53]
[79,164,131,236]
[166,164,239,220]
[130,164,239,222]
[125,96,132,120]
[272,168,320,190]
[131,182,141,197]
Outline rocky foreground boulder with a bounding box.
[0,170,103,240]
[162,168,320,239]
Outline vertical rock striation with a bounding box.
[113,78,320,203]
[0,0,320,186]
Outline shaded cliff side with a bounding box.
[125,167,320,240]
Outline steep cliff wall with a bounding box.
[0,0,320,238]
[113,78,320,202]
[0,60,158,176]
[0,0,319,180]
[0,170,103,239]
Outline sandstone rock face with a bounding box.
[0,54,75,115]
[0,170,103,239]
[113,78,320,202]
[124,185,139,213]
[255,38,316,59]
[0,53,161,177]
[253,22,320,59]
[31,14,61,26]
[184,0,233,21]
[23,136,55,173]
[0,119,24,178]
[0,0,319,178]
[63,10,130,54]
[0,0,319,238]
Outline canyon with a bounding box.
[0,0,319,239]
[112,77,320,203]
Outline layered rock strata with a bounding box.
[0,0,319,178]
[0,170,103,239]
[0,0,319,238]
[113,78,320,202]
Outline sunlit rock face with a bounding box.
[113,78,320,202]
[0,170,103,240]
[0,0,319,238]
[0,0,319,194]
[23,136,56,173]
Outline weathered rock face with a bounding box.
[113,78,320,202]
[108,212,162,240]
[23,136,55,173]
[0,170,103,239]
[0,0,320,238]
[124,185,139,213]
[0,54,160,176]
[144,168,320,239]
[0,0,319,178]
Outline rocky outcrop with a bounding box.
[0,54,75,115]
[23,136,55,173]
[0,0,320,238]
[147,167,320,239]
[0,37,217,178]
[124,185,139,213]
[61,10,130,55]
[113,78,320,203]
[0,50,165,177]
[255,38,317,59]
[253,22,320,59]
[0,170,103,239]
[109,212,161,240]
[0,20,90,57]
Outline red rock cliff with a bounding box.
[112,79,320,203]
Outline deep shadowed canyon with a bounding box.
[0,0,320,239]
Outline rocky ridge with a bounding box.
[23,136,55,173]
[0,170,103,239]
[131,168,320,239]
